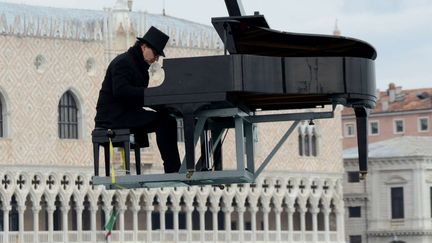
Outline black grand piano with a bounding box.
[93,0,376,189]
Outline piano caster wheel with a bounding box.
[186,170,194,179]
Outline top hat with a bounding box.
[137,26,169,57]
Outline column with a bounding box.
[104,206,113,243]
[33,206,41,243]
[185,205,194,243]
[61,205,70,242]
[145,205,153,243]
[287,205,294,242]
[159,204,167,242]
[210,205,219,243]
[18,205,26,243]
[47,205,55,243]
[310,206,320,243]
[237,206,245,243]
[118,206,126,243]
[323,208,331,243]
[223,206,233,243]
[335,205,345,242]
[198,206,206,243]
[90,206,97,243]
[274,206,282,242]
[299,206,307,242]
[75,205,83,243]
[262,206,270,243]
[172,205,181,243]
[132,205,140,242]
[249,206,258,243]
[2,205,10,243]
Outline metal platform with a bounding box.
[92,107,335,189]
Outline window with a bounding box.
[369,121,379,135]
[0,97,3,137]
[391,187,404,219]
[394,119,404,134]
[348,206,361,218]
[298,122,318,157]
[349,235,362,243]
[344,123,355,137]
[347,171,360,183]
[58,91,78,139]
[419,117,429,132]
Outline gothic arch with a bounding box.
[58,88,85,139]
[0,86,11,137]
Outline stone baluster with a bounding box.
[118,205,127,243]
[248,194,259,243]
[89,204,97,243]
[183,197,194,243]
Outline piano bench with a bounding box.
[91,128,143,176]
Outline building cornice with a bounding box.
[342,108,432,120]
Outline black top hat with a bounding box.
[137,26,169,57]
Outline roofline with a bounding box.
[342,108,432,120]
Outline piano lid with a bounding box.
[212,14,377,60]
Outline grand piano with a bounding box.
[93,0,376,189]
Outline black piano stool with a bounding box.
[92,128,143,176]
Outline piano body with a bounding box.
[93,0,376,189]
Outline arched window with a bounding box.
[58,91,78,139]
[298,121,319,157]
[0,97,3,137]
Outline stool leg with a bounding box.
[134,144,141,175]
[104,144,110,177]
[93,143,99,176]
[124,141,131,175]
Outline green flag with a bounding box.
[105,208,117,239]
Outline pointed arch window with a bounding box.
[298,122,319,157]
[0,97,3,137]
[58,91,78,139]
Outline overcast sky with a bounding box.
[3,0,432,90]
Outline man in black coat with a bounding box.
[95,26,181,173]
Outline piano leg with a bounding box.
[354,107,370,179]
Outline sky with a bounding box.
[3,0,432,90]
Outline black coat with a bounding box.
[95,44,154,128]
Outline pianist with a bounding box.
[94,26,181,173]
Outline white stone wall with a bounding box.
[344,156,432,243]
